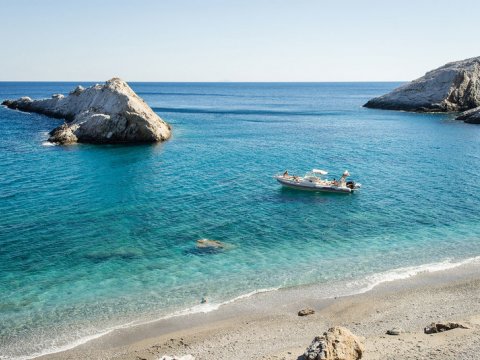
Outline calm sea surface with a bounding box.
[1,82,480,358]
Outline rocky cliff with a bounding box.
[2,78,171,144]
[364,57,480,113]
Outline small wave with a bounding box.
[84,248,143,262]
[12,257,480,360]
[12,327,118,360]
[141,287,279,325]
[137,92,234,97]
[136,92,282,99]
[2,107,35,115]
[0,192,17,199]
[42,141,56,147]
[13,287,278,360]
[346,255,480,296]
[152,107,343,117]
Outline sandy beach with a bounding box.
[37,260,480,360]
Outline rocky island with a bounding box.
[1,78,171,144]
[364,56,480,124]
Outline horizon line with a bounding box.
[0,80,407,83]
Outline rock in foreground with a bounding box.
[159,355,195,360]
[364,56,480,112]
[424,322,468,334]
[2,78,171,145]
[298,308,315,316]
[456,106,480,124]
[303,326,364,360]
[386,327,403,336]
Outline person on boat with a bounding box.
[332,178,339,186]
[339,171,349,187]
[283,170,289,177]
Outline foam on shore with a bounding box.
[14,256,480,360]
[14,288,278,360]
[347,255,480,296]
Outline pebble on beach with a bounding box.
[424,322,469,334]
[298,308,315,316]
[159,355,195,360]
[386,328,403,336]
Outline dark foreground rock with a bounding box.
[364,56,480,113]
[424,322,469,334]
[303,326,364,360]
[298,308,315,316]
[456,106,480,124]
[2,78,171,145]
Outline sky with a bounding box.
[0,0,479,82]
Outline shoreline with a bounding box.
[33,256,480,360]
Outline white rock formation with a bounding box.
[2,78,171,144]
[364,56,480,112]
[303,327,364,360]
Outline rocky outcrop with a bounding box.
[364,57,480,113]
[2,78,171,144]
[456,106,480,124]
[303,327,364,360]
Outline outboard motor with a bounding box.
[346,181,355,189]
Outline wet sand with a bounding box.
[38,261,480,360]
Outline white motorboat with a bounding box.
[274,169,361,193]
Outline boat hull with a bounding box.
[275,177,354,193]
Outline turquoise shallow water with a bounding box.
[1,82,480,358]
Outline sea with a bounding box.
[1,82,480,359]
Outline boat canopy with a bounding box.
[312,169,328,175]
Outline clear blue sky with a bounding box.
[1,0,479,81]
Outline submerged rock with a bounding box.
[196,239,227,249]
[303,326,364,360]
[424,322,469,334]
[1,78,171,145]
[364,56,480,113]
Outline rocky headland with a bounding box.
[364,56,480,123]
[1,78,171,144]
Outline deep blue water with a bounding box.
[1,82,480,358]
